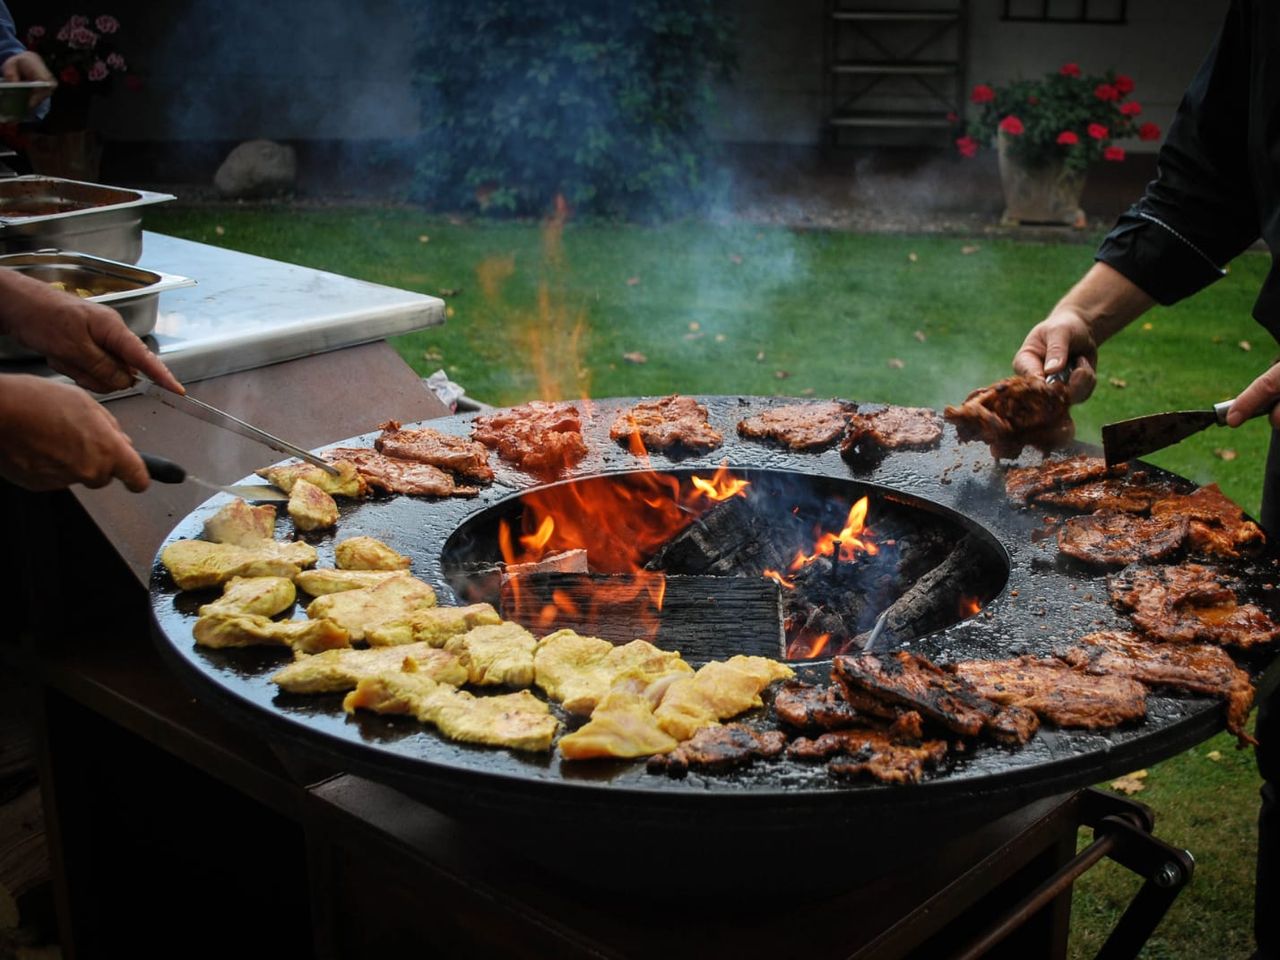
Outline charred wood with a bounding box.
[643,497,791,577]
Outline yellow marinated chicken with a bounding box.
[198,575,296,618]
[364,603,502,647]
[193,613,349,653]
[653,655,794,742]
[257,460,366,497]
[294,569,407,596]
[533,630,692,716]
[443,621,537,687]
[288,478,339,531]
[557,689,679,760]
[202,499,276,547]
[270,642,467,694]
[304,573,436,642]
[334,535,411,571]
[161,539,318,590]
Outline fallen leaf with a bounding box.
[445,306,455,318]
[1109,769,1148,795]
[1109,377,1127,388]
[729,253,743,264]
[908,251,919,263]
[439,287,462,297]
[1212,335,1224,344]
[418,235,430,243]
[1240,340,1253,351]
[756,351,766,362]
[887,358,905,369]
[214,224,225,236]
[688,321,701,332]
[961,244,980,255]
[1207,750,1222,762]
[913,330,927,343]
[423,349,443,361]
[775,370,790,379]
[626,276,640,286]
[622,351,647,364]
[1215,448,1238,461]
[800,387,815,396]
[1141,322,1154,331]
[683,332,704,341]
[714,333,727,343]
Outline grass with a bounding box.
[144,205,1270,957]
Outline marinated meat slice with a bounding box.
[1150,484,1266,558]
[1004,454,1123,504]
[832,652,1030,744]
[944,375,1073,460]
[1109,563,1280,649]
[773,681,863,731]
[646,724,787,778]
[202,499,277,547]
[840,406,943,462]
[1059,631,1256,746]
[1033,476,1176,514]
[287,478,338,531]
[324,447,480,497]
[470,401,588,474]
[1057,512,1188,567]
[374,420,494,481]
[737,401,855,450]
[951,657,1147,730]
[609,395,723,452]
[988,704,1041,744]
[787,728,948,784]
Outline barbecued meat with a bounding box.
[840,406,943,462]
[832,652,1034,744]
[324,447,480,497]
[305,574,437,643]
[1149,484,1266,558]
[944,375,1073,460]
[287,478,339,531]
[558,689,680,760]
[609,395,724,453]
[773,681,863,730]
[533,630,692,716]
[443,622,538,687]
[202,499,277,547]
[257,460,367,497]
[1059,631,1256,745]
[1004,455,1122,504]
[1033,476,1178,514]
[374,420,494,481]
[787,728,948,784]
[736,401,856,450]
[198,575,296,618]
[951,657,1148,729]
[653,655,794,741]
[271,642,468,694]
[1109,563,1280,649]
[294,569,407,596]
[646,724,787,778]
[363,603,502,647]
[1056,512,1189,567]
[193,613,350,653]
[334,535,411,571]
[161,538,318,591]
[471,401,589,474]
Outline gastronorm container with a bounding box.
[0,176,175,263]
[0,250,195,360]
[0,81,56,123]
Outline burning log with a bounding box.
[452,549,589,604]
[643,496,793,577]
[499,572,785,660]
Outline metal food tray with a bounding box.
[0,250,195,360]
[0,176,175,263]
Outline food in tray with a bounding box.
[788,728,948,785]
[443,621,538,687]
[944,375,1073,460]
[202,499,277,547]
[557,689,681,760]
[374,420,494,482]
[1109,563,1280,650]
[1149,483,1266,558]
[295,568,409,596]
[609,394,724,453]
[647,724,788,778]
[651,655,794,741]
[288,478,339,532]
[272,643,468,694]
[840,405,944,462]
[198,575,296,619]
[160,538,318,590]
[334,535,411,571]
[950,657,1148,730]
[533,630,692,716]
[257,460,367,497]
[304,574,437,642]
[736,400,856,450]
[46,280,97,298]
[1004,454,1126,505]
[1059,631,1255,745]
[470,400,589,474]
[1056,512,1189,567]
[364,603,502,647]
[324,447,481,497]
[194,613,349,653]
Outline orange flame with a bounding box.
[763,568,796,590]
[690,461,751,502]
[786,632,830,659]
[787,495,878,570]
[959,595,982,617]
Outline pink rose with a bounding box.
[955,135,978,158]
[970,84,995,104]
[1104,146,1126,162]
[1094,83,1120,102]
[68,26,98,50]
[998,115,1024,136]
[1119,101,1142,116]
[1059,63,1081,77]
[88,60,108,82]
[1056,130,1079,145]
[69,15,89,28]
[1087,122,1109,140]
[1114,74,1135,95]
[95,15,119,34]
[106,52,126,71]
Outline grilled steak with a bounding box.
[787,727,948,784]
[324,447,479,497]
[610,395,723,452]
[1004,454,1122,504]
[1109,563,1280,649]
[944,375,1073,460]
[773,681,863,731]
[1033,475,1176,514]
[736,400,855,450]
[1059,631,1256,745]
[840,405,943,462]
[950,657,1147,729]
[645,724,787,778]
[471,401,589,474]
[1149,484,1266,558]
[1057,512,1188,567]
[375,421,494,481]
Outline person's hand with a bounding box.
[1,51,55,108]
[0,269,184,394]
[1012,306,1099,403]
[0,375,149,491]
[1226,364,1280,429]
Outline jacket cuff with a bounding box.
[1095,209,1228,305]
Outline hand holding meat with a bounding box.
[0,375,148,491]
[1012,307,1098,403]
[1,50,54,107]
[0,268,184,395]
[1226,363,1280,429]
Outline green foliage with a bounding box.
[403,0,737,219]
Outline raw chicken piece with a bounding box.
[271,642,467,694]
[364,603,502,647]
[534,630,692,716]
[202,499,276,547]
[653,655,794,741]
[305,574,437,642]
[558,690,679,760]
[193,613,349,653]
[334,535,411,571]
[444,622,538,687]
[294,569,407,596]
[161,539,317,590]
[257,460,366,497]
[288,478,338,531]
[198,575,296,618]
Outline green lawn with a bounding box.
[144,205,1272,958]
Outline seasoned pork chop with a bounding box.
[1149,484,1266,558]
[646,724,787,778]
[944,375,1073,460]
[375,420,494,481]
[840,406,943,462]
[787,728,948,784]
[737,401,855,450]
[1057,512,1188,567]
[471,401,589,474]
[1004,455,1123,504]
[609,395,723,452]
[951,657,1147,729]
[1109,563,1280,649]
[324,447,480,497]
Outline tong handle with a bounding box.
[140,452,186,484]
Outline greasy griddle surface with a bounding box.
[149,396,1280,825]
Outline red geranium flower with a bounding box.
[1114,74,1135,95]
[1059,62,1081,77]
[1087,122,1109,140]
[1094,83,1120,102]
[59,65,80,86]
[1138,122,1161,141]
[971,84,995,104]
[998,115,1024,136]
[1056,130,1079,145]
[955,135,978,158]
[1104,146,1126,162]
[1119,101,1142,116]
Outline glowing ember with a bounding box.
[959,595,982,616]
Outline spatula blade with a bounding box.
[1101,410,1220,467]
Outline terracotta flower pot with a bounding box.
[996,131,1086,227]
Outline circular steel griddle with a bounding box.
[149,396,1280,875]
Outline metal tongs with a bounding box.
[139,377,339,476]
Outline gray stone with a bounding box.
[214,139,297,198]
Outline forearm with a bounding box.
[1052,261,1157,346]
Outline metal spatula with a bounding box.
[141,452,289,501]
[1099,398,1271,467]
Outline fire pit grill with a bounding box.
[148,395,1280,883]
